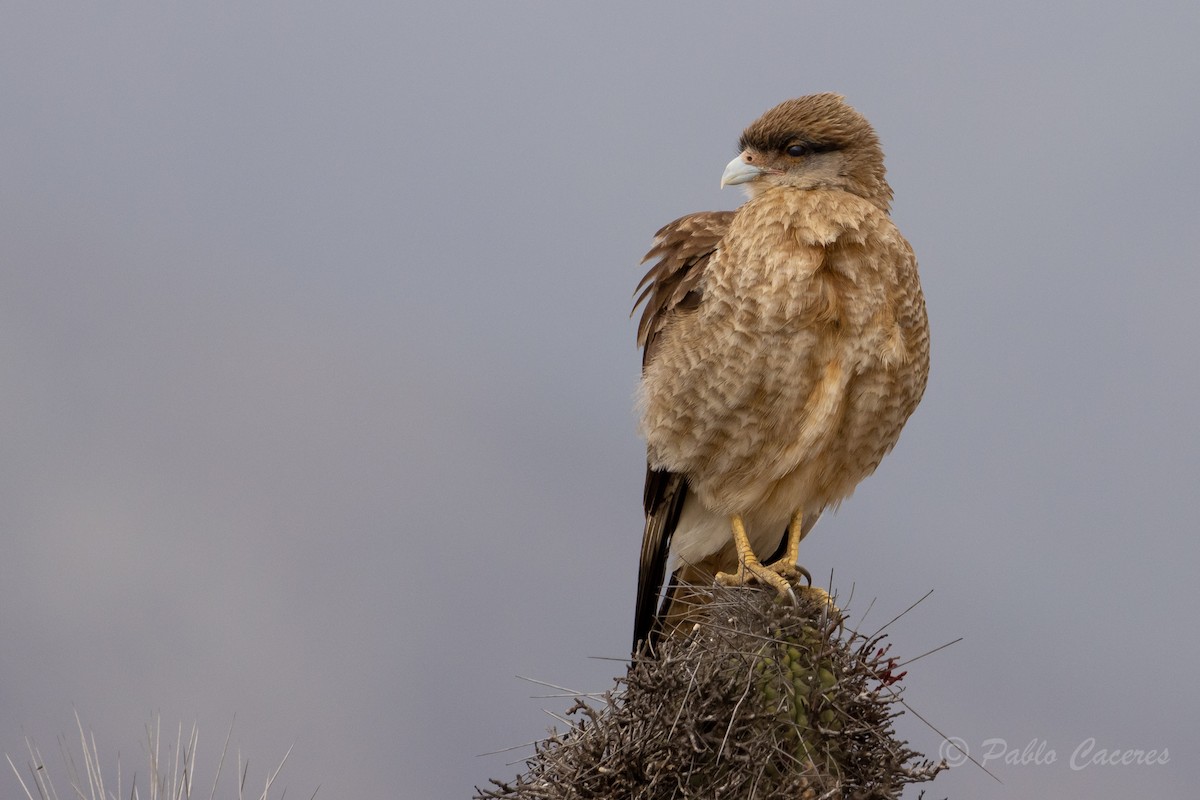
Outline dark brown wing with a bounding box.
[631,211,733,652]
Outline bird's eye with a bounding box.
[786,144,811,157]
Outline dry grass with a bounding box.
[6,713,308,800]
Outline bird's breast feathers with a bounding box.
[638,187,927,514]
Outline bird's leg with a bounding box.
[715,514,795,599]
[764,510,807,579]
[765,510,838,611]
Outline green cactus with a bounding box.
[477,579,946,800]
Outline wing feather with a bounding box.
[633,211,733,368]
[631,211,733,651]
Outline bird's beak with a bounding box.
[720,153,766,188]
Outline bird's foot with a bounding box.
[796,583,838,611]
[739,559,840,616]
[762,558,811,583]
[790,582,842,625]
[715,514,796,599]
[760,554,842,616]
[715,558,796,600]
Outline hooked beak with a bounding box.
[720,153,768,188]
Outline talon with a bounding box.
[714,514,793,597]
[769,560,801,579]
[798,584,835,606]
[715,559,793,596]
[797,584,843,625]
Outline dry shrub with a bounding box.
[478,581,945,799]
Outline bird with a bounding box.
[632,93,929,651]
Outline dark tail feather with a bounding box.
[632,470,688,652]
[634,510,823,654]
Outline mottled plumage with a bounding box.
[633,94,929,649]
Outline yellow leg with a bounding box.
[715,514,794,598]
[719,511,839,613]
[764,510,806,579]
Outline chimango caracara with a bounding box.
[632,93,929,650]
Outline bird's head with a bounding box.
[721,93,893,212]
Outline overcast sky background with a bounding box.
[2,3,1197,798]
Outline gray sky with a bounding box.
[2,3,1197,798]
